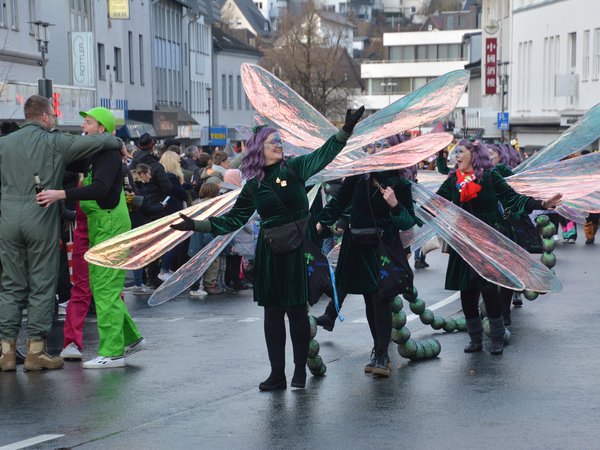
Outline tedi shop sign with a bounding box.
[71,32,94,87]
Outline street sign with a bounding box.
[497,112,509,130]
[210,127,227,146]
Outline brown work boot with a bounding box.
[23,339,64,371]
[0,339,17,372]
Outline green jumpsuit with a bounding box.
[0,122,122,339]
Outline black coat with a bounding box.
[129,150,172,205]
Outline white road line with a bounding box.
[350,292,460,324]
[197,318,225,323]
[237,318,261,323]
[0,434,64,450]
[167,318,184,323]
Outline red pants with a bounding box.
[63,208,92,350]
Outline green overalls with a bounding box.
[80,171,141,357]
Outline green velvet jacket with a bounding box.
[436,168,542,291]
[206,132,348,307]
[318,172,416,295]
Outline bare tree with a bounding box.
[421,0,464,15]
[261,2,358,121]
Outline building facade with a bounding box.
[354,28,476,115]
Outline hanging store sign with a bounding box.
[485,37,497,95]
[71,32,95,87]
[109,0,130,19]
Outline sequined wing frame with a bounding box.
[411,183,561,293]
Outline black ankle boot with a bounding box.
[259,369,287,391]
[291,364,306,388]
[464,340,483,353]
[315,313,335,332]
[489,318,506,355]
[464,318,483,353]
[371,350,391,378]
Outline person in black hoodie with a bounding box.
[129,133,172,288]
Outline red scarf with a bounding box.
[456,170,481,203]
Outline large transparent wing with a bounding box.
[412,183,561,293]
[308,132,453,185]
[84,189,241,269]
[241,64,469,163]
[515,103,600,173]
[147,225,247,306]
[507,152,600,201]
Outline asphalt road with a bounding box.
[1,237,600,449]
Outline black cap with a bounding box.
[164,138,181,148]
[138,133,155,150]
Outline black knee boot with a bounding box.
[464,317,483,353]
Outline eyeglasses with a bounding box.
[266,138,284,147]
[45,111,58,120]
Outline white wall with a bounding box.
[213,51,259,127]
[510,0,600,118]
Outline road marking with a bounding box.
[0,434,64,450]
[350,292,460,324]
[197,318,225,323]
[237,318,261,323]
[167,318,184,322]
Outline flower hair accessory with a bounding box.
[252,124,266,134]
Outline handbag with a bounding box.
[263,218,308,254]
[350,227,383,247]
[260,165,336,306]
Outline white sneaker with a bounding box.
[60,342,82,360]
[83,355,126,369]
[158,271,173,281]
[124,338,146,357]
[190,289,208,297]
[131,285,154,295]
[122,285,136,293]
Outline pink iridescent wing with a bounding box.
[84,189,241,269]
[241,63,469,164]
[308,133,454,185]
[411,183,561,293]
[515,103,600,173]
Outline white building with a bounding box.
[210,28,261,145]
[355,28,477,115]
[471,0,600,149]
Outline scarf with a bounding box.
[456,170,481,203]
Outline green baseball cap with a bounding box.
[79,107,115,133]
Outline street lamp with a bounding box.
[380,81,397,105]
[206,86,212,146]
[30,20,54,97]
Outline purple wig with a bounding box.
[504,144,523,168]
[486,143,509,165]
[398,164,418,181]
[240,126,278,182]
[450,139,494,180]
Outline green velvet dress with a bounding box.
[207,133,347,307]
[436,168,542,291]
[318,172,416,295]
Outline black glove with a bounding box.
[342,106,365,134]
[170,213,196,231]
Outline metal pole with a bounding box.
[501,73,505,143]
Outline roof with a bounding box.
[316,10,357,29]
[419,16,444,31]
[230,0,271,37]
[213,28,262,56]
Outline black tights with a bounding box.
[461,283,502,320]
[364,292,392,354]
[263,305,310,370]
